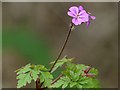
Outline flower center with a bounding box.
[76,14,80,19]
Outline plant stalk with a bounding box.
[39,23,74,89]
[49,23,74,72]
[36,78,40,90]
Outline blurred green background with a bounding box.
[2,2,118,88]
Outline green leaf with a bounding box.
[70,82,77,87]
[69,70,74,77]
[62,82,68,88]
[89,68,99,76]
[76,84,82,88]
[16,64,32,88]
[82,78,101,88]
[16,64,31,75]
[16,64,49,88]
[40,71,53,87]
[50,79,63,88]
[16,74,26,79]
[50,76,70,88]
[31,70,39,81]
[79,77,88,85]
[63,63,87,82]
[38,65,48,71]
[62,63,100,88]
[50,57,73,73]
[17,67,31,75]
[72,73,79,82]
[65,62,76,70]
[17,72,32,88]
[61,76,70,82]
[76,64,87,75]
[17,79,26,88]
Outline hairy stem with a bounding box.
[49,23,74,72]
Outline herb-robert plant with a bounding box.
[15,5,100,89]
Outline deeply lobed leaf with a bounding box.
[17,72,32,88]
[16,63,53,88]
[51,62,100,88]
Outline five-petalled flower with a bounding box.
[67,6,96,27]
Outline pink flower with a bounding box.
[67,6,89,26]
[67,6,96,27]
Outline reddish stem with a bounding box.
[49,23,74,72]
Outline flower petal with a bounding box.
[79,10,87,15]
[67,11,76,17]
[80,16,89,22]
[80,17,88,22]
[79,11,89,22]
[72,18,82,25]
[90,15,96,20]
[69,6,79,15]
[79,6,84,11]
[86,20,90,28]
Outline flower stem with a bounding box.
[49,23,74,72]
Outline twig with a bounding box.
[49,23,74,72]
